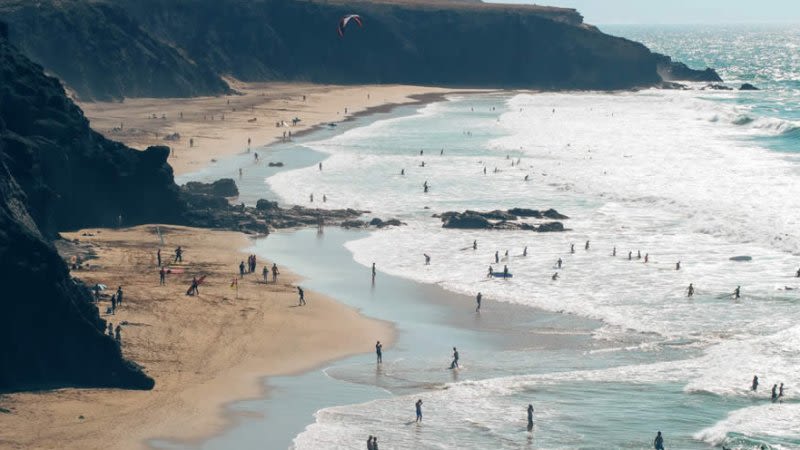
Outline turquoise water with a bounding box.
[166,25,800,450]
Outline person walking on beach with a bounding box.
[174,246,183,263]
[157,248,161,267]
[376,341,383,364]
[654,431,665,450]
[262,266,268,284]
[297,286,306,306]
[189,276,200,296]
[272,263,279,283]
[114,324,122,344]
[752,375,759,391]
[110,293,117,315]
[733,286,741,299]
[476,292,482,312]
[415,399,423,423]
[160,266,166,285]
[239,261,245,278]
[451,347,460,369]
[527,404,534,431]
[687,283,694,298]
[116,286,124,305]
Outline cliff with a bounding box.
[0,0,695,98]
[0,0,231,101]
[0,28,184,391]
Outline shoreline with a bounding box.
[78,82,472,177]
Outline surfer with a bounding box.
[451,347,460,368]
[687,283,694,297]
[415,399,423,423]
[473,240,478,250]
[527,404,534,431]
[654,431,664,450]
[503,265,509,278]
[552,272,559,281]
[523,246,528,257]
[752,375,759,391]
[476,292,482,312]
[424,254,431,265]
[733,286,741,299]
[557,257,563,269]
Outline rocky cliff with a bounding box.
[0,0,709,99]
[0,27,183,391]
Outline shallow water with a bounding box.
[165,26,800,450]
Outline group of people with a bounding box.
[752,375,788,403]
[239,254,258,278]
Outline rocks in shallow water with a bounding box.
[255,199,279,210]
[268,162,284,167]
[439,208,568,232]
[703,84,733,91]
[341,219,367,228]
[739,83,760,91]
[182,178,239,197]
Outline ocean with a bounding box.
[175,25,800,450]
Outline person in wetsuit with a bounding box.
[687,283,694,298]
[451,347,459,369]
[527,404,534,431]
[752,375,759,391]
[733,286,741,299]
[476,292,482,312]
[654,431,664,450]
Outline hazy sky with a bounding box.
[488,0,800,24]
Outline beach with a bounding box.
[79,81,458,176]
[0,225,392,450]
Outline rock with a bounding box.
[182,178,239,197]
[255,199,279,210]
[655,54,722,82]
[479,210,518,221]
[341,219,367,228]
[162,132,180,141]
[543,208,569,219]
[443,213,492,229]
[268,162,284,167]
[703,84,733,91]
[537,222,565,232]
[508,208,543,218]
[380,219,403,227]
[739,83,760,91]
[369,218,384,227]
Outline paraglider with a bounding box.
[337,14,362,37]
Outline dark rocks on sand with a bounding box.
[256,199,279,211]
[740,83,760,91]
[163,132,181,141]
[182,178,239,197]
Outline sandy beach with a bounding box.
[0,225,393,450]
[79,81,458,176]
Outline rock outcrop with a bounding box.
[740,83,760,91]
[437,209,568,232]
[0,0,717,98]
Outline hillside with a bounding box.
[0,0,714,99]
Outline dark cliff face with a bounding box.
[0,0,231,101]
[0,35,186,237]
[118,0,661,90]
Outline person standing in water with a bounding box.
[423,181,429,193]
[415,399,423,423]
[557,257,563,269]
[272,263,279,283]
[779,383,785,401]
[637,250,642,260]
[401,168,405,176]
[585,240,590,250]
[628,251,632,261]
[495,251,499,264]
[367,435,374,450]
[527,404,534,431]
[570,243,575,254]
[375,341,382,364]
[503,265,508,278]
[733,286,741,299]
[676,261,681,270]
[372,263,376,283]
[772,384,778,402]
[687,283,694,297]
[654,431,665,450]
[473,240,478,250]
[752,375,759,391]
[612,246,616,257]
[476,292,482,312]
[451,347,459,369]
[424,254,431,265]
[523,246,528,257]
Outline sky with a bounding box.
[487,0,800,25]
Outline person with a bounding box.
[372,263,376,282]
[415,399,423,423]
[254,152,259,161]
[372,436,379,450]
[107,322,113,337]
[175,246,183,263]
[319,162,323,171]
[654,431,664,450]
[157,248,162,267]
[367,436,374,450]
[771,384,778,402]
[676,261,681,270]
[644,253,649,263]
[261,265,268,283]
[779,383,785,400]
[189,276,199,296]
[612,246,616,257]
[637,250,641,260]
[570,243,575,254]
[423,181,429,193]
[401,168,405,176]
[527,404,534,431]
[116,286,123,305]
[733,286,741,299]
[552,272,559,281]
[557,258,563,269]
[420,149,424,156]
[110,293,117,315]
[239,168,243,177]
[114,324,121,344]
[504,250,509,258]
[239,261,245,278]
[160,266,166,285]
[585,240,590,250]
[424,254,431,265]
[297,286,306,306]
[628,251,632,260]
[495,251,499,264]
[476,292,482,312]
[310,193,314,202]
[796,267,800,277]
[488,266,494,277]
[523,246,528,257]
[503,265,508,277]
[687,283,694,297]
[483,166,487,175]
[272,263,279,283]
[752,375,759,391]
[524,174,529,181]
[473,240,478,250]
[451,347,459,369]
[376,341,383,364]
[323,194,327,203]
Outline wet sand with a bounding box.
[0,226,393,450]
